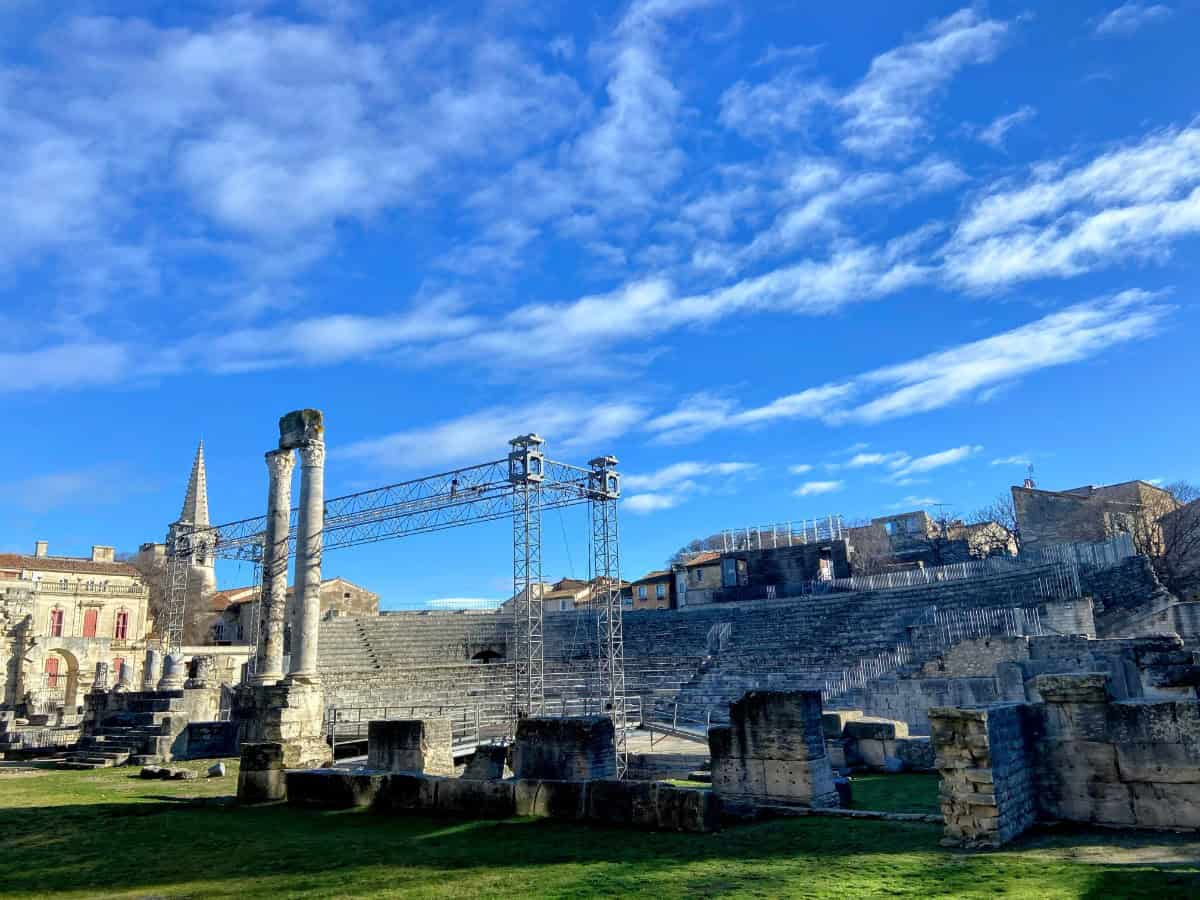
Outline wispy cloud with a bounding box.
[1094,3,1172,36]
[788,463,814,474]
[623,459,757,515]
[0,465,153,513]
[649,290,1168,440]
[794,480,843,496]
[340,398,645,471]
[889,495,941,510]
[837,9,1011,157]
[888,445,981,479]
[991,454,1032,466]
[977,105,1036,149]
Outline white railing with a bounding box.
[721,516,844,552]
[1021,534,1136,571]
[799,556,1081,599]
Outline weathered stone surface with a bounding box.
[461,743,508,780]
[653,783,720,832]
[514,779,589,820]
[170,768,198,780]
[821,710,864,739]
[844,718,909,741]
[237,741,287,804]
[896,737,935,771]
[511,716,616,781]
[586,779,659,829]
[286,770,383,809]
[208,761,226,777]
[367,719,454,776]
[1034,673,1111,704]
[436,778,516,819]
[372,773,436,812]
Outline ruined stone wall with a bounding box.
[929,704,1038,848]
[920,636,1031,679]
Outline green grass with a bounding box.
[848,773,941,814]
[2,760,1199,899]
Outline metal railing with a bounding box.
[647,700,713,746]
[1020,534,1136,571]
[797,556,1081,598]
[720,516,844,552]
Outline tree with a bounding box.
[118,548,169,639]
[963,494,1021,557]
[667,533,724,567]
[1130,482,1200,598]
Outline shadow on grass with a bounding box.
[2,797,1198,899]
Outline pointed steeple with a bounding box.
[179,440,210,526]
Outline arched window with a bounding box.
[82,609,98,638]
[114,611,129,641]
[86,580,95,592]
[44,657,61,688]
[49,608,64,638]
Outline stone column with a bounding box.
[91,661,109,693]
[288,439,325,683]
[142,649,162,691]
[185,654,215,689]
[113,660,134,693]
[158,652,186,690]
[253,449,295,685]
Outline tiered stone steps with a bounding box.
[56,692,181,770]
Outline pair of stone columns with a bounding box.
[252,410,325,687]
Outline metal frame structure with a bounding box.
[162,434,629,774]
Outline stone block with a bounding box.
[854,738,897,770]
[1043,780,1135,825]
[844,718,908,741]
[511,717,616,781]
[367,719,455,776]
[728,691,826,760]
[1039,740,1120,783]
[373,773,438,812]
[514,779,589,820]
[896,737,935,771]
[821,710,864,739]
[462,743,508,780]
[1129,782,1200,829]
[1034,673,1111,705]
[1108,699,1183,744]
[710,755,764,798]
[586,779,658,828]
[1114,741,1200,784]
[653,784,720,833]
[436,778,516,819]
[286,770,383,809]
[238,741,287,804]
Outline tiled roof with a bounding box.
[680,551,721,567]
[0,553,140,577]
[630,570,672,584]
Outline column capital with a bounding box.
[297,441,326,468]
[265,447,296,477]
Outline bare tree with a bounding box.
[118,549,168,639]
[1130,482,1200,597]
[963,495,1021,557]
[667,533,724,567]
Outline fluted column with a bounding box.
[288,440,325,682]
[253,448,295,686]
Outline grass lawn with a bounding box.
[3,759,1200,899]
[849,773,941,814]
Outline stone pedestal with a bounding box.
[235,680,329,770]
[91,662,109,693]
[462,743,509,780]
[367,719,455,776]
[113,660,134,693]
[511,716,616,781]
[238,742,287,804]
[142,649,162,691]
[709,690,839,808]
[185,655,215,689]
[157,653,186,691]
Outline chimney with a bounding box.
[34,541,48,558]
[91,546,115,563]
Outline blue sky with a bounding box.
[1,1,1198,609]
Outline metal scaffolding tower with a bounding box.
[164,435,629,774]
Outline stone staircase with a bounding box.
[57,692,182,770]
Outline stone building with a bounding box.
[846,510,1015,571]
[0,542,150,715]
[1013,479,1177,550]
[212,576,380,643]
[622,570,676,611]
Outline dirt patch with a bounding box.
[1021,827,1200,866]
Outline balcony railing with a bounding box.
[28,580,145,597]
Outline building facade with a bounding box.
[0,542,150,715]
[1013,480,1177,550]
[623,570,677,611]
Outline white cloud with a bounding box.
[650,290,1169,439]
[977,105,1036,149]
[788,463,814,474]
[847,451,909,468]
[623,461,756,491]
[1094,3,1173,36]
[719,67,834,139]
[838,9,1010,157]
[947,126,1200,289]
[0,342,133,393]
[794,480,843,496]
[889,495,940,510]
[622,459,756,514]
[624,493,683,514]
[0,464,151,513]
[341,398,646,471]
[888,445,981,479]
[991,454,1032,466]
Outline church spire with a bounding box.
[179,440,210,526]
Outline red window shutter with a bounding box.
[44,657,60,688]
[83,609,98,638]
[114,612,128,640]
[50,609,64,637]
[112,658,124,683]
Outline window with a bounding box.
[656,583,666,599]
[114,611,129,641]
[49,608,64,637]
[82,609,98,638]
[44,657,60,689]
[692,567,704,583]
[86,580,95,591]
[637,586,647,599]
[213,622,227,642]
[112,658,125,682]
[59,578,68,591]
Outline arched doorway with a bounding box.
[42,648,80,714]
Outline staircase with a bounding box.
[57,692,182,770]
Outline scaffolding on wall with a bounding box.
[162,433,629,775]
